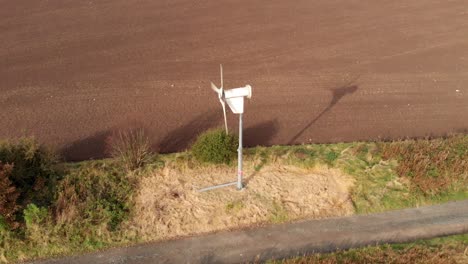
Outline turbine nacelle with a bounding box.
[224,85,252,100]
[210,65,252,133]
[211,83,252,114]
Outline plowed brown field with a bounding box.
[1,0,467,160]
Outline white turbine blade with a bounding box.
[220,64,223,89]
[220,99,229,134]
[211,82,220,93]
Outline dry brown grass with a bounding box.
[106,129,152,172]
[275,244,467,264]
[0,162,19,228]
[381,135,468,195]
[131,159,354,241]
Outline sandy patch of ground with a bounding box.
[132,162,354,241]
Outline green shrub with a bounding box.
[107,129,152,171]
[191,128,238,164]
[0,216,8,232]
[0,215,13,263]
[23,203,51,247]
[23,204,48,229]
[55,161,132,232]
[0,138,60,217]
[325,150,339,165]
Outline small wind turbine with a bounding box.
[199,65,252,192]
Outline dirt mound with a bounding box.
[132,163,354,241]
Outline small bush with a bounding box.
[0,162,20,227]
[23,204,48,229]
[55,161,132,232]
[325,150,339,165]
[0,137,59,217]
[107,129,152,171]
[0,215,13,262]
[23,203,51,246]
[191,128,238,164]
[0,216,8,232]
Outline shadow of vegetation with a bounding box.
[58,106,289,162]
[288,84,359,144]
[61,130,113,162]
[60,110,226,160]
[456,128,468,135]
[60,122,150,162]
[156,109,222,153]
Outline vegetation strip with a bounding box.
[0,133,467,262]
[270,234,467,264]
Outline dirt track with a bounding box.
[1,0,467,160]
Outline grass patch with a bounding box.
[269,202,289,224]
[333,136,467,214]
[268,234,468,264]
[381,135,467,195]
[225,200,245,213]
[246,136,467,214]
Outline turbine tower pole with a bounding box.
[237,113,243,190]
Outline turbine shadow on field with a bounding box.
[156,109,222,153]
[244,119,279,147]
[288,84,359,144]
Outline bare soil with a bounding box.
[1,0,467,160]
[132,163,354,241]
